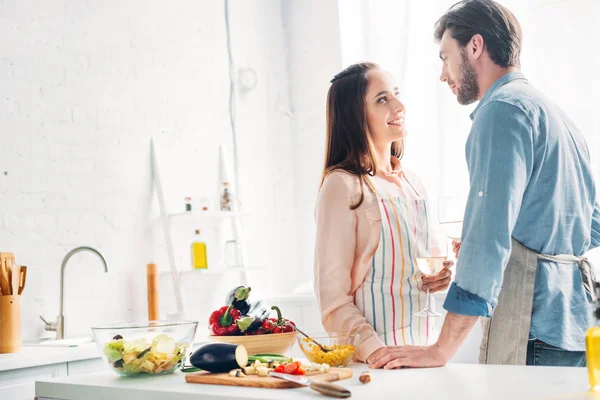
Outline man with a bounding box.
[367,0,600,368]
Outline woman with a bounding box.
[314,62,453,369]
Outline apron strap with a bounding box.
[537,253,597,301]
[363,175,381,199]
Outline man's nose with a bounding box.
[440,64,448,82]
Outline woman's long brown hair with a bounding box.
[322,62,403,209]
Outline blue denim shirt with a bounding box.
[443,72,600,351]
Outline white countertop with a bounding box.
[0,343,100,372]
[35,362,591,400]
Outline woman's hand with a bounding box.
[452,240,461,259]
[366,347,389,365]
[421,260,453,293]
[367,344,449,369]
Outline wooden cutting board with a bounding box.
[185,367,353,389]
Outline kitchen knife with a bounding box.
[269,372,351,398]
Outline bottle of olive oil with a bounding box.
[586,282,600,391]
[191,229,207,269]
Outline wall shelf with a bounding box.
[150,138,252,319]
[169,211,250,219]
[158,265,264,277]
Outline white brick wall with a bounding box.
[0,0,296,341]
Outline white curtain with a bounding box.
[338,0,474,221]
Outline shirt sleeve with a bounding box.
[443,101,534,317]
[314,172,385,361]
[591,199,600,250]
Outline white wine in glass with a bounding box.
[414,230,448,318]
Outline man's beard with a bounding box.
[456,48,479,105]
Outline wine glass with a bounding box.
[414,229,448,318]
[438,194,467,261]
[437,193,467,239]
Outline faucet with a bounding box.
[40,246,108,339]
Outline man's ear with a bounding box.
[469,34,485,60]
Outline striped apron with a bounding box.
[354,175,438,347]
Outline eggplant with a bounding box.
[189,343,248,373]
[236,300,270,333]
[225,286,252,314]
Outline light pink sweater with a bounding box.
[313,160,427,362]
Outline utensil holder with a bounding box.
[0,295,21,353]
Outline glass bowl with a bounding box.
[91,320,198,376]
[297,332,357,367]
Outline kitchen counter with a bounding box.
[35,362,592,400]
[0,343,99,372]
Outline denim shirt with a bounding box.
[443,72,600,351]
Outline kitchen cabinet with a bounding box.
[0,345,102,400]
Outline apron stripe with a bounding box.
[370,256,377,331]
[380,222,388,345]
[410,202,423,345]
[389,198,407,346]
[399,200,416,345]
[381,198,398,346]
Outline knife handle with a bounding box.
[309,380,351,398]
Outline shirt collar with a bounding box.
[378,156,403,178]
[469,71,527,120]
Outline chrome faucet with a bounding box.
[40,246,108,339]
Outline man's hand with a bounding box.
[422,260,453,293]
[367,344,450,369]
[452,240,461,259]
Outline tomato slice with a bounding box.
[274,364,286,373]
[295,366,306,375]
[283,361,299,374]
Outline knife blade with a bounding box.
[269,372,351,398]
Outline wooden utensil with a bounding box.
[11,263,20,297]
[0,253,16,295]
[0,259,9,295]
[18,266,27,295]
[185,367,353,389]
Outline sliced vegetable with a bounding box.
[190,343,248,373]
[102,334,188,375]
[229,369,246,378]
[242,366,256,375]
[274,364,285,373]
[283,361,301,374]
[248,354,293,364]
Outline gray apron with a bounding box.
[479,238,596,365]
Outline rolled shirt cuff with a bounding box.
[443,282,492,317]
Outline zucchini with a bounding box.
[247,354,293,364]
